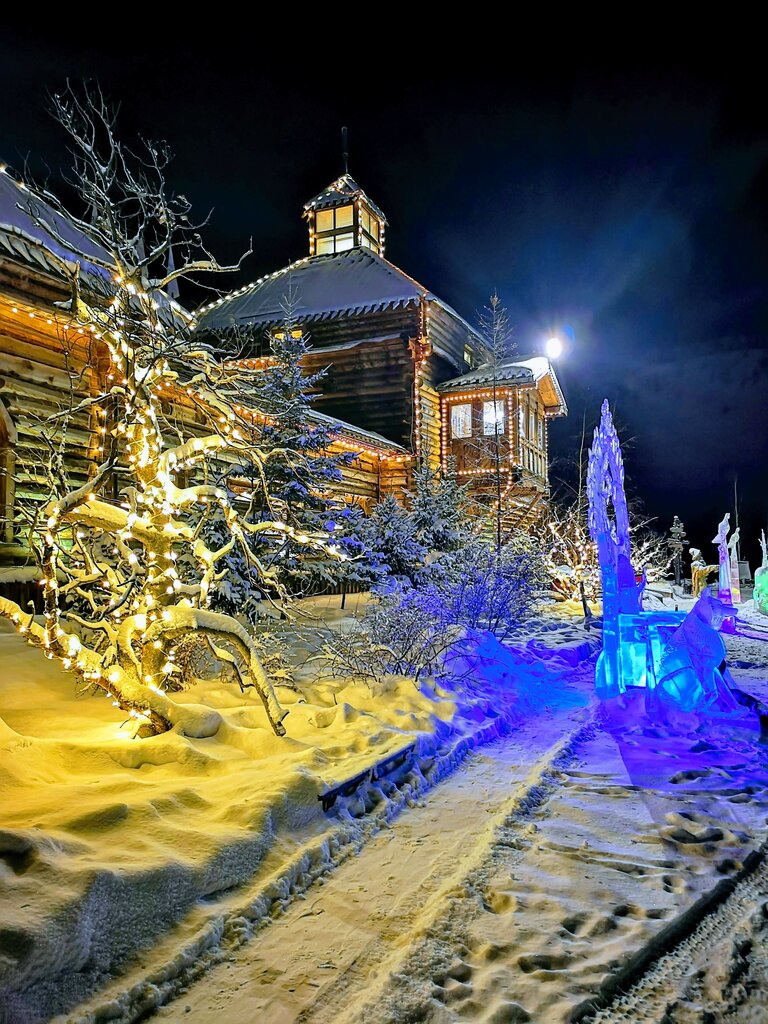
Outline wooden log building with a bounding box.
[0,166,408,577]
[196,173,567,521]
[0,163,567,578]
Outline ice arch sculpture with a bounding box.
[587,400,738,715]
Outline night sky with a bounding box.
[2,31,767,567]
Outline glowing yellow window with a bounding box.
[335,204,353,228]
[315,209,334,232]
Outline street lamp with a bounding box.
[545,336,562,359]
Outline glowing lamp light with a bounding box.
[545,336,563,359]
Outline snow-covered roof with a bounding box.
[303,174,387,224]
[195,248,475,336]
[309,409,407,455]
[0,165,113,291]
[438,354,568,415]
[0,164,192,326]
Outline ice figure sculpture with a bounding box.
[713,514,738,632]
[729,530,742,604]
[587,400,738,716]
[648,590,740,714]
[755,531,768,616]
[713,514,734,601]
[587,400,674,699]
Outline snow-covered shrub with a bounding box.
[314,535,546,684]
[249,629,296,690]
[313,584,460,685]
[419,534,548,638]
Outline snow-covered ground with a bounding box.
[141,612,768,1023]
[0,602,597,1023]
[3,599,767,1024]
[334,618,768,1024]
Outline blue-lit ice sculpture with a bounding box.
[587,400,737,715]
[649,590,740,714]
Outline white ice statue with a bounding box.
[712,514,732,602]
[728,527,741,603]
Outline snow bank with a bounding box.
[0,611,597,1022]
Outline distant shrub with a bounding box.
[314,535,547,685]
[419,534,548,639]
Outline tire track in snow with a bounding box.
[319,706,768,1024]
[305,713,599,1024]
[580,844,768,1024]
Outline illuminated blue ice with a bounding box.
[587,400,737,716]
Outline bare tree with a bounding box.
[0,83,345,739]
[474,294,516,551]
[539,409,672,606]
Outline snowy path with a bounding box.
[150,683,595,1023]
[147,673,768,1023]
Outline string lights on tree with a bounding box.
[0,83,348,741]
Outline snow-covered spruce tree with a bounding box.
[221,293,354,601]
[408,455,470,554]
[357,493,426,584]
[0,84,345,739]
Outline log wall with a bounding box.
[0,269,412,570]
[302,336,415,449]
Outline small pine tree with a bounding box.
[358,494,426,583]
[409,457,470,553]
[218,292,355,602]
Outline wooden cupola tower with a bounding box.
[303,174,387,257]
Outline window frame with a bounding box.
[450,403,473,439]
[359,202,381,251]
[482,399,505,436]
[314,204,356,255]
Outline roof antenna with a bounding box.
[341,126,349,175]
